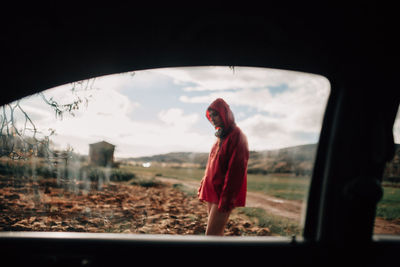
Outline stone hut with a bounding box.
[89,141,115,167]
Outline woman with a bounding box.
[198,98,249,236]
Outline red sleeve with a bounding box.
[218,134,248,212]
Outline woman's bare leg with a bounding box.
[206,203,231,236]
[207,202,213,215]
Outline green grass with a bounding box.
[247,174,310,201]
[172,183,197,196]
[376,186,400,220]
[237,207,301,236]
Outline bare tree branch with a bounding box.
[0,78,95,160]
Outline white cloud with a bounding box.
[154,66,329,93]
[158,108,199,130]
[238,114,319,151]
[17,81,212,157]
[172,66,331,151]
[177,68,329,111]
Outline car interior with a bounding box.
[1,3,399,266]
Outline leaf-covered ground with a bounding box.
[0,176,270,236]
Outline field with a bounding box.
[120,164,306,236]
[1,157,400,236]
[0,159,273,236]
[123,164,310,201]
[123,164,400,235]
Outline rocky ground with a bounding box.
[0,175,270,236]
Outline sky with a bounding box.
[9,66,333,158]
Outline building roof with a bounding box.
[89,141,115,148]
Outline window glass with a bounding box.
[0,66,330,236]
[375,107,400,235]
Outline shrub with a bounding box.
[130,177,162,188]
[109,169,135,182]
[247,168,268,175]
[0,159,56,178]
[79,166,135,182]
[0,158,136,184]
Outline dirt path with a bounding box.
[156,176,400,234]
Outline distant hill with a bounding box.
[124,143,400,178]
[124,143,318,175]
[248,144,317,175]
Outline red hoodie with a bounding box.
[198,98,249,212]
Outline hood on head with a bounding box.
[206,98,235,130]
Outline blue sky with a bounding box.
[13,66,332,157]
